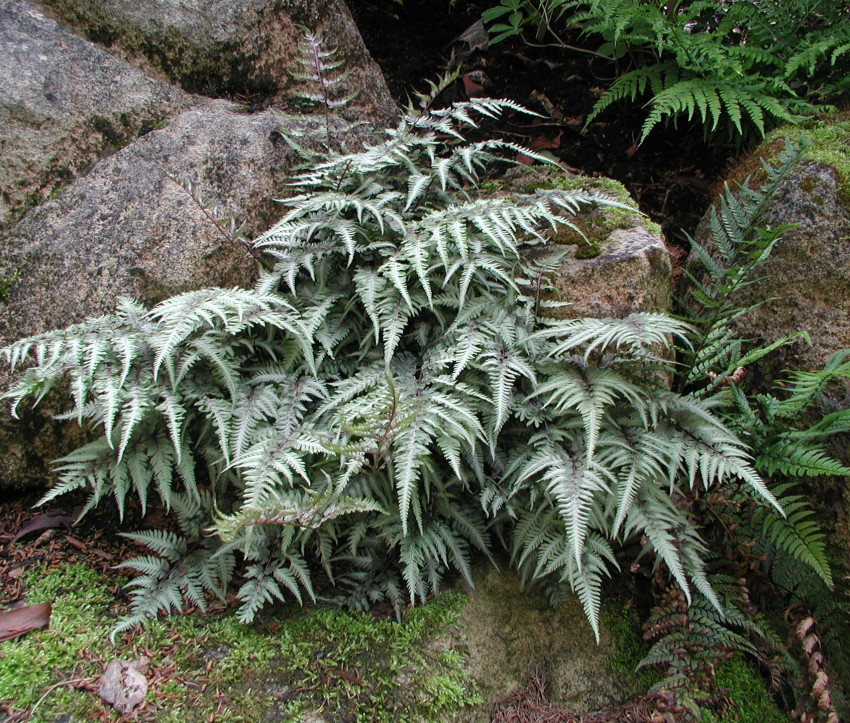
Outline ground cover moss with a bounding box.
[602,606,659,697]
[701,656,789,723]
[0,563,479,722]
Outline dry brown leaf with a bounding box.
[0,602,51,642]
[99,659,149,714]
[12,507,82,542]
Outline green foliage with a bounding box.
[603,606,659,695]
[1,99,778,641]
[640,577,783,718]
[679,136,808,388]
[701,655,790,723]
[672,135,850,715]
[679,137,849,591]
[0,268,19,302]
[483,0,850,143]
[0,565,113,722]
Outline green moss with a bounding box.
[788,113,850,197]
[701,656,789,723]
[515,170,647,258]
[0,564,479,722]
[602,607,659,697]
[0,564,113,722]
[736,112,850,203]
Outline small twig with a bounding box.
[7,677,95,722]
[168,175,273,272]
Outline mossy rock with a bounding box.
[491,166,672,320]
[33,0,398,125]
[436,563,636,720]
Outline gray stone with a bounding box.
[694,161,850,377]
[0,0,193,228]
[0,102,359,490]
[523,176,671,320]
[438,565,632,721]
[545,224,672,319]
[33,0,399,125]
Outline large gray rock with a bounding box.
[694,146,850,378]
[0,103,359,490]
[546,224,671,319]
[0,0,193,229]
[33,0,399,124]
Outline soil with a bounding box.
[347,0,743,267]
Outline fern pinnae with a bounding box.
[745,482,833,587]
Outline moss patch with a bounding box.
[701,655,789,723]
[527,172,650,257]
[479,167,652,259]
[602,607,659,698]
[729,111,850,202]
[0,564,479,722]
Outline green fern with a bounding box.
[485,0,850,143]
[1,98,780,640]
[111,516,233,641]
[679,137,809,388]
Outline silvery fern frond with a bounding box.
[1,96,792,644]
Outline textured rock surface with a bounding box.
[0,103,357,490]
[0,0,192,229]
[512,170,671,320]
[545,224,671,319]
[694,163,850,377]
[0,101,317,339]
[33,0,398,124]
[439,564,631,720]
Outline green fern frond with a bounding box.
[747,483,833,587]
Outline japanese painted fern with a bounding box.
[3,99,776,639]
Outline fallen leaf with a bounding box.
[529,90,564,120]
[89,548,116,561]
[462,71,488,98]
[458,18,489,53]
[33,529,57,547]
[0,602,51,642]
[13,507,82,542]
[99,659,149,714]
[64,535,86,551]
[529,131,562,152]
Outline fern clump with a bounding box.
[484,0,850,144]
[2,99,778,638]
[665,136,850,715]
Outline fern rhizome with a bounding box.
[0,98,803,645]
